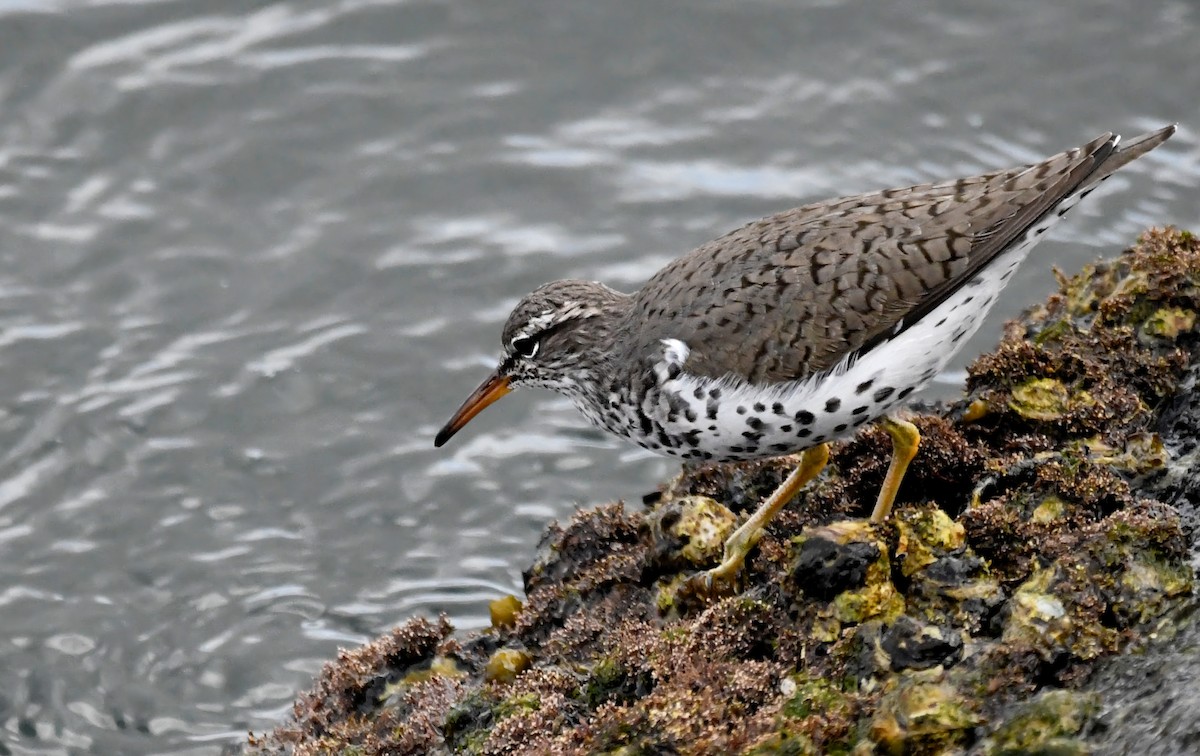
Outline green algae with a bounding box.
[669,495,739,565]
[981,689,1099,755]
[485,648,532,684]
[1141,306,1197,340]
[489,594,523,629]
[1009,377,1072,420]
[868,668,983,754]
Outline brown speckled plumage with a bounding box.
[625,128,1174,385]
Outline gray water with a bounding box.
[0,1,1197,753]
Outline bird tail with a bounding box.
[1084,124,1176,189]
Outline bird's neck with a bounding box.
[560,290,633,409]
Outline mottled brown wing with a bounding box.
[628,128,1171,385]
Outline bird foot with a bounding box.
[677,555,745,603]
[679,569,729,603]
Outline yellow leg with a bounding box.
[686,443,830,595]
[870,416,920,523]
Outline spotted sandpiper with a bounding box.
[435,125,1175,592]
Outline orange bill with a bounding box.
[434,371,512,447]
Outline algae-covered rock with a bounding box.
[1140,305,1196,341]
[895,506,965,577]
[792,521,905,630]
[249,228,1200,756]
[1009,377,1072,421]
[1001,565,1115,661]
[981,689,1099,755]
[661,495,740,566]
[868,668,983,754]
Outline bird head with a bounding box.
[434,279,626,447]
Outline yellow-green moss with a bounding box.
[485,648,531,684]
[1008,377,1070,420]
[1030,494,1067,523]
[981,689,1099,755]
[896,506,966,577]
[671,495,740,564]
[495,691,540,720]
[868,669,983,754]
[489,594,523,629]
[1083,432,1167,475]
[1141,306,1196,340]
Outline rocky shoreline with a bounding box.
[248,228,1200,755]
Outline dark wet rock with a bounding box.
[791,532,879,600]
[247,229,1200,755]
[882,616,964,671]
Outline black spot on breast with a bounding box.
[706,401,719,420]
[898,386,915,399]
[746,417,764,430]
[852,405,868,415]
[753,402,766,412]
[797,428,812,438]
[708,388,722,399]
[824,397,841,413]
[684,407,698,423]
[692,386,705,400]
[639,413,653,435]
[770,443,792,452]
[796,410,815,425]
[772,402,786,415]
[780,424,792,433]
[854,416,869,427]
[856,379,874,394]
[736,405,747,415]
[873,386,895,403]
[834,423,848,432]
[742,430,764,442]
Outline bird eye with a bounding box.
[511,335,540,358]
